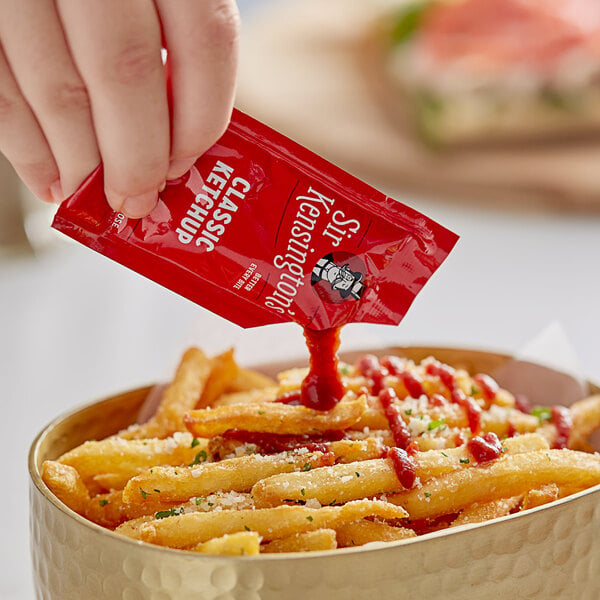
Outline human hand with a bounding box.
[0,0,239,218]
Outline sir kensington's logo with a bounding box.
[311,252,366,304]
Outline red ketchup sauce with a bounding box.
[275,390,302,405]
[222,430,345,454]
[551,405,573,449]
[387,447,417,489]
[300,327,346,411]
[378,388,413,450]
[356,354,388,395]
[451,388,482,434]
[467,432,503,463]
[472,373,499,402]
[381,355,425,398]
[424,361,483,433]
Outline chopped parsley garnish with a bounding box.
[459,458,470,464]
[189,450,208,466]
[440,452,448,457]
[302,462,312,472]
[191,437,200,448]
[195,497,205,505]
[405,409,413,416]
[207,502,214,507]
[355,472,360,478]
[424,492,431,498]
[244,525,251,531]
[428,418,445,431]
[307,516,313,522]
[155,507,184,519]
[140,488,149,499]
[258,410,265,415]
[98,499,109,507]
[153,489,161,493]
[390,1,428,45]
[301,488,305,496]
[471,385,478,396]
[531,406,552,423]
[339,365,350,375]
[329,499,337,506]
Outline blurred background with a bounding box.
[2,0,599,597]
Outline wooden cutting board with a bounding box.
[236,0,600,210]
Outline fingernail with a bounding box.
[166,157,197,180]
[119,190,159,219]
[49,180,63,204]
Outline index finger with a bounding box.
[57,0,169,217]
[156,0,240,180]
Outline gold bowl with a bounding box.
[29,347,600,600]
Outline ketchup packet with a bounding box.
[52,109,458,331]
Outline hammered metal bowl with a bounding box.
[29,347,600,600]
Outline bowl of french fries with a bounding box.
[30,346,600,600]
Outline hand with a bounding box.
[0,0,239,218]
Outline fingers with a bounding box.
[156,0,240,180]
[57,0,169,217]
[0,0,100,200]
[0,44,59,204]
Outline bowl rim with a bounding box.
[29,345,600,562]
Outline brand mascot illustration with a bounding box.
[311,253,366,301]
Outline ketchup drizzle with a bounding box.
[275,390,302,405]
[472,374,499,402]
[386,447,417,489]
[551,405,573,449]
[380,355,425,398]
[300,327,345,411]
[467,432,503,463]
[356,354,388,395]
[379,388,413,450]
[222,429,345,454]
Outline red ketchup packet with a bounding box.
[52,109,458,333]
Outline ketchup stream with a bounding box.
[300,327,345,411]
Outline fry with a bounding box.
[41,461,128,528]
[451,497,521,527]
[569,395,600,448]
[224,368,277,393]
[197,349,239,408]
[122,451,333,504]
[212,387,278,407]
[253,434,549,507]
[335,519,415,547]
[58,432,205,489]
[120,348,213,439]
[129,501,408,548]
[184,394,367,437]
[521,484,560,510]
[189,531,261,555]
[387,449,600,519]
[262,529,337,553]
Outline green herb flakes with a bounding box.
[189,450,208,466]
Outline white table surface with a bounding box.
[2,187,599,598]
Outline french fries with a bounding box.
[386,449,600,519]
[184,394,367,437]
[43,346,600,556]
[123,501,409,549]
[122,451,334,504]
[120,348,213,439]
[58,432,205,490]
